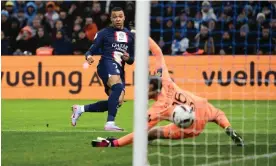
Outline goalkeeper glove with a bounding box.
[91,137,117,147]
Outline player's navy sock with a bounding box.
[107,83,123,122]
[84,101,108,112]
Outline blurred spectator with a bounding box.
[15,9,27,28]
[201,1,217,21]
[186,20,197,43]
[162,19,174,54]
[24,2,37,25]
[44,2,59,29]
[15,1,26,12]
[262,4,274,19]
[52,20,66,39]
[98,13,110,30]
[84,17,98,41]
[14,26,36,55]
[237,5,255,26]
[175,10,188,36]
[257,25,276,55]
[1,10,10,36]
[72,31,92,55]
[55,1,71,13]
[5,1,16,18]
[165,5,173,18]
[150,1,161,17]
[252,12,267,32]
[270,19,276,37]
[150,16,162,42]
[184,2,196,17]
[208,19,216,32]
[235,24,255,55]
[171,31,189,55]
[55,20,64,31]
[208,19,221,46]
[125,2,135,29]
[72,23,81,41]
[74,15,84,26]
[1,31,10,55]
[9,17,21,40]
[90,2,103,28]
[216,31,233,55]
[35,27,52,49]
[36,11,52,34]
[217,12,231,23]
[195,24,215,54]
[32,18,42,33]
[59,10,71,34]
[35,1,45,14]
[194,11,202,30]
[52,30,72,55]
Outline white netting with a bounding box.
[136,1,276,165]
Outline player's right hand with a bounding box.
[86,55,94,65]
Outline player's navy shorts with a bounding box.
[97,59,125,96]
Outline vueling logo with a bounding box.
[202,62,276,86]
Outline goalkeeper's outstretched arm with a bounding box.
[149,38,171,79]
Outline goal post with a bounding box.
[133,1,150,166]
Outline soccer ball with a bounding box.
[171,105,195,128]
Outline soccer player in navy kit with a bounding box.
[71,7,134,131]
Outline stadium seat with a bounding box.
[36,47,54,56]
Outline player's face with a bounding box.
[111,11,125,29]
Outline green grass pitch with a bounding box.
[2,100,276,166]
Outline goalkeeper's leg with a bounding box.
[208,103,244,146]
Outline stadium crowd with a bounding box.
[1,1,276,55]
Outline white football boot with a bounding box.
[104,121,124,131]
[71,105,83,126]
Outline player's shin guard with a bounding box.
[84,101,108,112]
[107,83,123,122]
[225,127,244,147]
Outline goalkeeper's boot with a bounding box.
[225,127,244,147]
[71,105,83,126]
[104,121,124,131]
[91,137,117,147]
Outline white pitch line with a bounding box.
[199,152,276,166]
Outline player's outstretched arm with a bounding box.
[149,38,171,79]
[211,108,244,146]
[84,30,105,64]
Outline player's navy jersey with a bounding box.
[85,26,135,68]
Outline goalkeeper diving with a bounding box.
[91,37,244,147]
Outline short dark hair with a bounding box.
[149,76,162,92]
[111,7,124,12]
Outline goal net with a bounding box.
[134,1,276,166]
